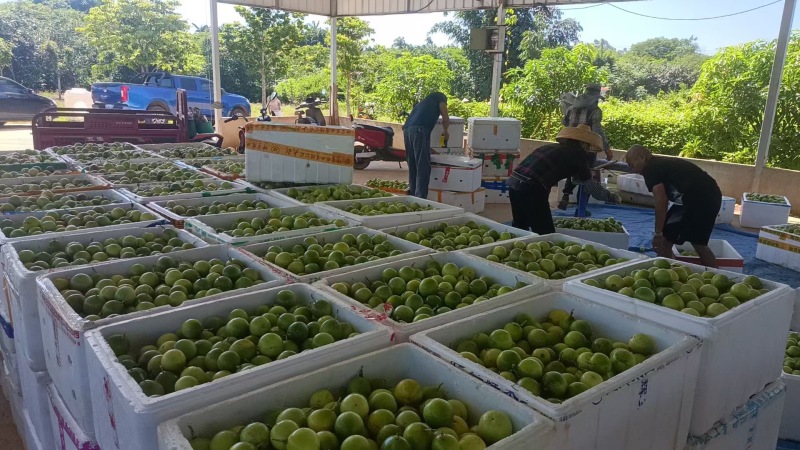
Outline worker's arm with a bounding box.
[592,109,613,160]
[652,183,670,252]
[439,101,450,140]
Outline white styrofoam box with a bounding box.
[740,192,791,229]
[430,116,465,149]
[481,178,511,204]
[267,183,395,206]
[244,122,354,184]
[556,178,608,205]
[17,351,54,450]
[686,380,785,450]
[429,159,483,192]
[716,196,735,225]
[427,188,486,213]
[0,173,111,196]
[0,201,169,245]
[316,195,463,228]
[795,289,800,331]
[85,284,392,450]
[0,188,131,214]
[470,150,520,178]
[673,239,744,273]
[431,146,465,155]
[563,257,795,435]
[467,117,522,150]
[184,205,357,247]
[616,173,652,196]
[36,245,287,433]
[157,344,555,450]
[314,252,548,342]
[780,370,800,441]
[0,314,13,357]
[380,212,534,252]
[116,179,251,204]
[146,192,300,228]
[554,219,631,250]
[2,225,207,371]
[239,226,432,283]
[459,233,647,290]
[47,384,100,450]
[2,354,23,432]
[756,225,800,272]
[411,292,702,450]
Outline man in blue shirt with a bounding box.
[403,92,449,198]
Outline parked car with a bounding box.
[0,77,57,125]
[91,72,251,119]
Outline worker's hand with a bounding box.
[652,235,669,254]
[605,150,614,161]
[609,193,622,204]
[443,130,450,142]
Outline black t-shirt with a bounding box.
[642,157,718,203]
[404,92,447,131]
[508,141,592,191]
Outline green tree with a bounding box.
[79,0,203,79]
[0,37,13,78]
[35,0,101,12]
[328,17,374,116]
[373,53,454,120]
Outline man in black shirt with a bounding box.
[403,92,449,198]
[507,124,603,234]
[626,145,722,268]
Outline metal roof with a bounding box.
[218,0,634,17]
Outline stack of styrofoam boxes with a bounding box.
[564,258,795,448]
[467,118,522,205]
[411,291,702,449]
[244,122,355,184]
[740,192,791,229]
[430,116,466,154]
[756,224,800,272]
[427,154,485,213]
[673,239,744,273]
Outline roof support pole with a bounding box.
[490,1,506,117]
[329,17,340,125]
[752,0,796,192]
[210,0,224,131]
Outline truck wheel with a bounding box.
[230,107,247,119]
[147,104,168,112]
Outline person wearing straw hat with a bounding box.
[267,92,282,116]
[626,145,721,268]
[508,124,609,234]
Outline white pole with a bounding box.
[329,17,339,125]
[752,0,796,192]
[489,1,506,117]
[210,0,223,132]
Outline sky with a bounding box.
[174,0,797,54]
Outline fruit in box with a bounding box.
[334,200,434,217]
[285,185,391,203]
[390,220,516,251]
[746,193,787,205]
[0,207,157,238]
[126,180,236,197]
[554,218,624,233]
[218,211,345,238]
[0,177,97,195]
[165,199,271,217]
[0,192,117,212]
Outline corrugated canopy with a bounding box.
[218,0,635,17]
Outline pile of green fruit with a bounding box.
[329,260,527,323]
[0,149,61,164]
[284,185,391,203]
[480,240,628,280]
[366,178,409,192]
[50,142,137,154]
[452,309,656,403]
[16,229,196,271]
[783,333,800,376]
[1,207,158,238]
[125,180,236,197]
[163,198,271,217]
[190,375,515,449]
[218,211,346,238]
[746,193,787,204]
[0,177,97,195]
[66,150,151,162]
[53,255,267,320]
[332,200,435,217]
[390,220,516,251]
[679,250,699,257]
[582,260,769,318]
[773,224,800,236]
[259,232,405,276]
[554,218,624,233]
[204,161,244,177]
[0,168,72,179]
[104,167,207,184]
[82,161,180,175]
[0,192,119,213]
[106,289,356,397]
[150,145,239,159]
[246,181,317,190]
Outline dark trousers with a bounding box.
[509,184,555,234]
[403,125,432,198]
[563,152,598,195]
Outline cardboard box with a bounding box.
[427,188,485,213]
[429,155,482,192]
[467,117,521,150]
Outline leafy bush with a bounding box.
[601,93,692,156]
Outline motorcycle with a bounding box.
[353,123,406,170]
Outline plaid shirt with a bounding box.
[508,142,591,191]
[563,106,610,152]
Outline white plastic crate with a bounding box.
[756,225,800,272]
[481,178,511,204]
[380,212,535,252]
[146,192,300,228]
[0,188,130,214]
[245,122,354,184]
[429,155,483,193]
[184,205,357,247]
[673,239,744,273]
[116,179,251,204]
[85,284,392,450]
[616,173,651,196]
[459,233,647,290]
[0,173,110,196]
[157,344,555,450]
[2,225,207,371]
[427,188,486,213]
[239,226,432,283]
[780,370,800,441]
[716,196,735,225]
[267,183,394,205]
[314,252,548,342]
[686,380,785,450]
[555,219,631,250]
[430,116,465,149]
[316,195,463,228]
[36,245,286,434]
[563,258,795,435]
[411,291,702,450]
[740,193,791,229]
[469,150,520,178]
[17,351,54,450]
[467,117,522,150]
[47,383,100,450]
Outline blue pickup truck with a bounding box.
[92,72,251,119]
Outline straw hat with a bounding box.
[556,124,603,152]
